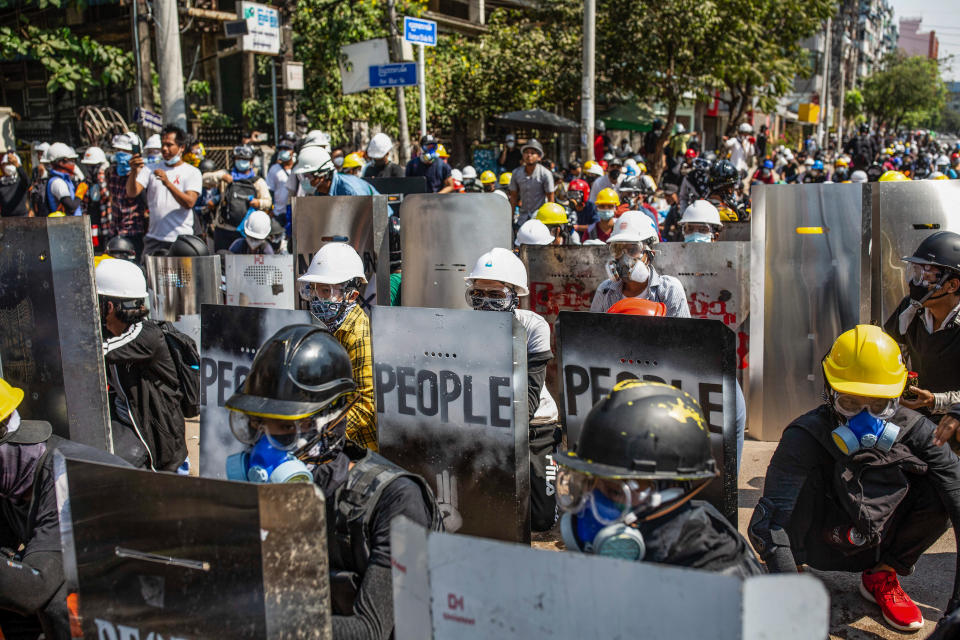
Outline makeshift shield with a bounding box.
[718,220,750,242]
[372,306,529,542]
[400,194,513,309]
[391,517,829,640]
[364,177,428,215]
[144,255,223,346]
[557,312,737,522]
[0,217,109,449]
[749,183,868,441]
[519,245,609,399]
[291,195,389,309]
[199,305,312,479]
[56,454,331,639]
[223,254,296,309]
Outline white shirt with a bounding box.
[724,137,754,174]
[137,162,202,242]
[514,309,559,424]
[266,163,289,193]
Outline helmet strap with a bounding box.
[640,477,713,523]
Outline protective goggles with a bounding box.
[298,281,349,302]
[465,284,513,300]
[609,242,647,259]
[907,263,944,286]
[557,469,653,524]
[681,222,713,236]
[832,392,898,419]
[233,145,254,160]
[230,413,321,451]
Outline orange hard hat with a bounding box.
[607,298,667,316]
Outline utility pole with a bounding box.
[418,44,427,137]
[153,0,187,129]
[387,0,411,164]
[132,0,154,113]
[818,16,832,146]
[581,0,596,161]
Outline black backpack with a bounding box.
[157,321,201,418]
[220,176,258,228]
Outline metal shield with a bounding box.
[718,220,751,242]
[372,306,530,542]
[749,183,869,441]
[519,245,609,399]
[0,217,109,449]
[557,312,738,522]
[291,195,390,309]
[223,254,296,309]
[145,255,223,347]
[399,194,513,309]
[870,180,960,323]
[56,454,331,639]
[364,177,428,215]
[199,305,313,479]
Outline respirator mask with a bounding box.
[830,392,900,455]
[606,243,650,285]
[465,284,519,312]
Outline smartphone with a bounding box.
[131,140,142,156]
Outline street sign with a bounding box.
[403,16,437,47]
[283,61,304,90]
[369,63,418,88]
[238,1,280,55]
[133,107,162,131]
[340,38,391,95]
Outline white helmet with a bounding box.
[850,170,868,183]
[366,132,392,160]
[606,210,658,245]
[451,168,463,182]
[462,165,477,181]
[804,157,814,167]
[515,219,554,247]
[144,134,162,151]
[492,189,509,201]
[243,210,272,240]
[582,238,606,246]
[95,259,148,299]
[81,146,107,165]
[47,142,78,163]
[783,149,794,161]
[585,163,604,177]
[294,146,334,176]
[32,141,49,154]
[111,134,133,151]
[675,123,686,134]
[738,122,753,134]
[929,171,945,180]
[298,242,367,285]
[680,200,722,229]
[303,130,331,150]
[936,154,949,167]
[464,247,529,296]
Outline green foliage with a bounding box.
[862,53,946,130]
[0,23,133,94]
[187,80,212,101]
[844,88,863,121]
[242,98,273,132]
[195,106,234,128]
[938,107,960,136]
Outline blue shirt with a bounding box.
[405,157,451,193]
[331,172,380,197]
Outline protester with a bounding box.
[363,133,404,179]
[206,144,272,252]
[44,143,82,216]
[405,135,454,193]
[341,153,365,176]
[294,147,379,199]
[724,123,755,178]
[228,210,274,255]
[679,200,723,243]
[267,140,296,211]
[508,139,554,224]
[0,151,30,217]
[584,187,618,242]
[499,133,522,172]
[105,133,148,259]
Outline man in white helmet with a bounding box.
[44,142,83,216]
[514,219,555,248]
[461,165,481,192]
[105,133,148,259]
[679,200,723,243]
[362,133,403,179]
[724,122,755,177]
[228,210,274,255]
[589,210,690,317]
[464,248,561,531]
[95,259,187,471]
[298,243,377,450]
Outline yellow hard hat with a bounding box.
[878,170,908,182]
[584,160,598,172]
[499,172,512,186]
[884,147,894,155]
[48,211,66,218]
[535,202,569,225]
[0,378,24,423]
[717,205,738,222]
[835,157,848,168]
[822,325,906,398]
[638,162,647,174]
[480,170,497,185]
[595,187,620,207]
[342,153,364,169]
[437,144,449,158]
[933,174,949,180]
[93,254,115,268]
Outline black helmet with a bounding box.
[618,176,642,194]
[903,231,960,273]
[388,213,401,267]
[199,159,216,173]
[106,235,137,260]
[708,160,739,191]
[859,123,870,134]
[557,380,716,480]
[226,324,356,419]
[166,234,209,257]
[420,134,439,148]
[233,145,255,160]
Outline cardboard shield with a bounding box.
[372,306,530,542]
[0,217,109,449]
[223,254,296,309]
[391,517,829,640]
[363,177,428,215]
[56,455,331,639]
[144,255,223,346]
[400,194,513,309]
[291,195,389,309]
[519,245,609,399]
[199,305,312,479]
[557,312,737,522]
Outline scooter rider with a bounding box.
[225,325,441,639]
[556,379,762,575]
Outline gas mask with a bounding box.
[830,393,900,455]
[421,148,438,164]
[235,159,251,172]
[465,285,519,312]
[606,247,650,285]
[226,433,313,483]
[2,164,16,179]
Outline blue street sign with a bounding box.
[403,16,437,47]
[369,63,419,88]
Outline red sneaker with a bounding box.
[859,569,924,632]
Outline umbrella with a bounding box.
[493,109,579,133]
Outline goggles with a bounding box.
[907,262,944,286]
[832,392,898,419]
[230,413,320,451]
[465,284,513,300]
[233,145,254,160]
[557,469,654,524]
[298,281,348,303]
[681,222,713,236]
[609,242,646,259]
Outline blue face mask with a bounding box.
[684,232,713,243]
[225,434,312,483]
[560,489,647,561]
[279,150,292,162]
[597,208,616,221]
[145,153,161,169]
[235,159,251,172]
[114,152,132,177]
[164,154,181,167]
[832,410,900,455]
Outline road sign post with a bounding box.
[403,16,437,138]
[369,63,419,88]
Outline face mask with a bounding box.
[310,297,355,330]
[466,289,519,312]
[164,154,181,167]
[114,151,132,177]
[279,150,292,162]
[560,489,647,560]
[2,164,16,178]
[610,254,650,284]
[684,232,713,243]
[332,156,344,169]
[301,180,316,196]
[235,159,251,172]
[597,208,616,221]
[507,141,515,149]
[421,151,437,164]
[831,410,900,455]
[225,434,312,483]
[145,153,161,168]
[246,237,266,250]
[609,170,620,180]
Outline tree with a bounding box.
[938,107,960,136]
[861,53,946,131]
[844,87,864,124]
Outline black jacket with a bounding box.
[103,320,186,471]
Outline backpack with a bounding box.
[157,321,201,418]
[220,176,258,228]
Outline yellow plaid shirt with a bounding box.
[335,304,377,450]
